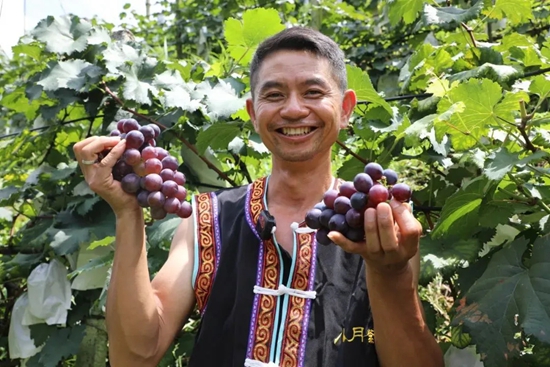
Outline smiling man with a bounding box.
[73,27,444,367]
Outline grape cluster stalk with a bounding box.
[105,118,193,220]
[305,162,412,246]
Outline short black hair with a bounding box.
[249,27,347,97]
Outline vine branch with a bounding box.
[519,100,538,153]
[336,139,368,164]
[101,82,238,187]
[461,22,477,48]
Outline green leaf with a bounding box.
[38,60,103,92]
[146,217,182,248]
[485,148,550,181]
[347,65,393,115]
[421,1,484,27]
[31,16,92,54]
[27,325,86,367]
[448,63,522,87]
[452,236,550,367]
[483,0,534,25]
[224,8,285,65]
[529,75,550,98]
[12,43,43,60]
[195,80,247,121]
[196,122,242,154]
[68,251,113,279]
[388,0,424,25]
[432,177,492,239]
[435,78,502,150]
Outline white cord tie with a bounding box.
[291,221,316,233]
[244,359,279,367]
[253,284,317,299]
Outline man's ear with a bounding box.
[246,98,259,132]
[340,89,357,129]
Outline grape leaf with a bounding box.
[529,75,550,98]
[432,177,492,239]
[122,61,159,105]
[483,0,534,25]
[37,60,103,92]
[452,235,550,367]
[26,325,86,367]
[223,8,285,65]
[196,122,242,154]
[449,63,522,87]
[196,80,247,121]
[485,148,550,181]
[388,0,424,25]
[146,217,182,248]
[31,16,92,54]
[435,78,502,150]
[103,43,142,75]
[347,65,393,114]
[421,1,484,27]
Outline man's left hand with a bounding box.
[327,198,422,275]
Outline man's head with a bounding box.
[249,27,348,99]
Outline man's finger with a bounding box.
[79,136,122,161]
[376,203,399,253]
[98,139,127,169]
[390,198,422,242]
[364,208,382,256]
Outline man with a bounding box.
[73,27,443,366]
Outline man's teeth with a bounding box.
[281,127,313,136]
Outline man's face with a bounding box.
[246,50,356,163]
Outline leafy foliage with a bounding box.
[1,0,550,366]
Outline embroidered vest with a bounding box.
[188,177,379,367]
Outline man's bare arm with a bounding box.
[106,212,196,366]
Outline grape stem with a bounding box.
[518,100,539,153]
[100,82,238,187]
[336,139,368,164]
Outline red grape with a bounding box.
[151,206,167,220]
[144,174,163,192]
[134,161,147,177]
[123,148,141,166]
[346,227,365,242]
[123,119,140,133]
[383,169,398,185]
[144,158,162,174]
[323,189,339,209]
[345,208,363,228]
[160,169,175,182]
[155,148,169,161]
[391,183,412,202]
[162,156,179,171]
[116,120,125,132]
[305,208,322,229]
[137,190,150,207]
[148,124,161,138]
[328,214,349,233]
[368,184,389,206]
[139,125,155,142]
[161,180,179,197]
[338,181,357,198]
[365,162,384,181]
[353,173,373,194]
[125,130,145,149]
[164,197,181,213]
[149,139,156,147]
[316,227,333,246]
[175,185,187,201]
[112,160,133,181]
[121,173,141,194]
[174,171,186,185]
[350,192,368,211]
[333,196,351,215]
[177,201,193,218]
[147,191,165,207]
[141,146,157,161]
[110,129,121,136]
[319,208,335,228]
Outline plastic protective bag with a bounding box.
[8,293,43,359]
[444,345,485,367]
[23,259,72,325]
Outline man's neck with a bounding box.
[266,155,334,213]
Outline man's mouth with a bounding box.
[276,127,317,136]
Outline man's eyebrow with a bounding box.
[258,77,330,93]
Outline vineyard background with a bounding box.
[1,0,550,366]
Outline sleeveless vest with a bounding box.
[188,176,380,367]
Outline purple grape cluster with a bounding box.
[105,118,192,220]
[305,162,412,246]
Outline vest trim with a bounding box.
[191,192,221,315]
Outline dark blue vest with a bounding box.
[188,177,379,366]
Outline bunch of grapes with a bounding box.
[104,118,193,220]
[305,162,412,246]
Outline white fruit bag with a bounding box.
[8,293,43,359]
[24,259,72,325]
[444,345,484,367]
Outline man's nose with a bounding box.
[280,93,309,120]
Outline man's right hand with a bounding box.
[73,136,140,215]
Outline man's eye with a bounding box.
[306,90,322,96]
[266,93,283,99]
